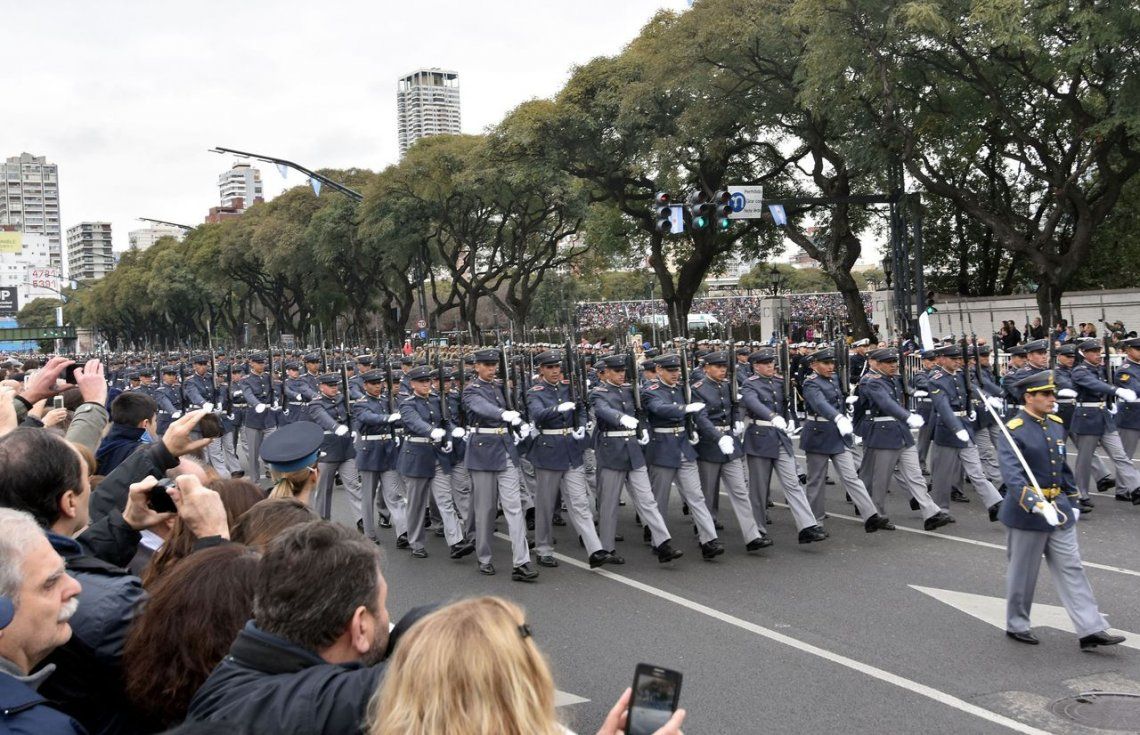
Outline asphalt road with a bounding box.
[328,465,1140,734]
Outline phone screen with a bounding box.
[627,666,681,735]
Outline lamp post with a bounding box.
[767,266,785,296]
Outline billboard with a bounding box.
[0,287,16,315]
[0,232,20,254]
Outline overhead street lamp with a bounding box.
[209,146,363,201]
[767,265,785,296]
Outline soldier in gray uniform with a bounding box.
[910,350,937,470]
[184,354,228,476]
[640,353,723,558]
[461,348,536,581]
[525,350,616,568]
[352,369,408,545]
[966,343,1008,493]
[589,354,682,563]
[239,354,277,480]
[281,361,318,425]
[1069,340,1140,505]
[854,348,953,530]
[998,370,1125,650]
[308,373,363,522]
[1112,336,1140,498]
[800,347,895,532]
[741,349,825,543]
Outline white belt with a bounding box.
[287,401,307,406]
[1077,402,1105,408]
[540,428,573,435]
[951,410,968,417]
[405,436,431,444]
[871,416,896,423]
[604,430,636,437]
[915,397,931,403]
[805,416,830,422]
[471,427,508,435]
[1056,399,1075,404]
[749,418,773,427]
[653,427,685,434]
[360,434,395,441]
[714,425,731,432]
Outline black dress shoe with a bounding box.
[951,488,970,503]
[588,550,609,568]
[396,533,409,549]
[1079,631,1125,650]
[1096,476,1116,493]
[766,500,775,508]
[377,515,393,529]
[997,484,1007,498]
[449,540,475,559]
[798,473,807,485]
[605,549,625,564]
[527,538,536,549]
[923,512,954,531]
[746,535,774,551]
[909,497,920,511]
[230,470,245,478]
[1077,498,1094,511]
[643,525,652,543]
[1115,492,1133,502]
[1132,488,1140,505]
[478,562,495,576]
[614,533,624,542]
[1006,630,1039,645]
[411,548,428,559]
[681,503,690,515]
[713,520,725,530]
[864,514,883,533]
[512,563,539,582]
[654,542,683,563]
[356,519,365,534]
[552,514,566,526]
[536,554,559,568]
[700,540,725,560]
[525,507,536,531]
[988,500,1002,522]
[798,526,828,544]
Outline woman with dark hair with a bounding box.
[141,478,263,587]
[124,544,260,729]
[230,498,315,550]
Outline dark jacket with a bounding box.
[187,622,383,735]
[90,441,181,528]
[0,668,88,735]
[94,425,147,476]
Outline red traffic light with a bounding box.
[712,189,731,205]
[655,191,671,206]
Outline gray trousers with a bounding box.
[804,450,878,521]
[1067,437,1109,485]
[449,463,474,537]
[747,451,817,531]
[647,461,718,543]
[916,411,933,468]
[697,458,761,543]
[1121,427,1140,459]
[929,443,1003,511]
[313,457,361,521]
[470,464,530,567]
[535,466,602,556]
[973,425,1005,489]
[1074,431,1140,498]
[519,456,537,511]
[859,445,941,519]
[200,435,231,478]
[221,430,242,475]
[360,469,408,540]
[1006,524,1108,637]
[241,425,273,480]
[598,467,669,551]
[405,464,464,550]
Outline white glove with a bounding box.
[684,402,706,413]
[1116,387,1138,402]
[954,429,970,443]
[295,393,303,401]
[1071,507,1080,522]
[913,390,929,398]
[771,416,788,431]
[852,434,863,446]
[986,396,1003,409]
[906,413,925,429]
[966,411,977,422]
[171,411,183,419]
[1057,388,1077,398]
[430,427,446,441]
[501,409,522,425]
[519,422,534,439]
[334,424,349,437]
[637,429,650,445]
[1032,500,1061,527]
[571,426,586,440]
[451,426,466,439]
[556,401,576,412]
[441,441,453,454]
[387,412,402,423]
[718,435,735,456]
[271,403,281,412]
[733,420,745,436]
[785,419,797,436]
[201,402,214,413]
[619,414,639,429]
[254,403,267,414]
[351,430,358,439]
[845,395,859,406]
[834,415,853,436]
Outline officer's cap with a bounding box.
[1016,370,1056,394]
[640,359,656,371]
[191,354,210,365]
[735,346,750,356]
[281,361,300,371]
[400,356,415,366]
[1023,339,1048,353]
[249,354,267,363]
[703,351,730,365]
[260,421,324,472]
[535,351,562,366]
[1057,343,1078,356]
[645,348,661,358]
[655,354,681,369]
[160,366,179,376]
[472,348,500,364]
[749,349,776,364]
[138,367,154,377]
[356,355,373,365]
[1078,339,1102,352]
[853,338,871,348]
[407,365,432,381]
[303,354,320,363]
[1008,345,1027,356]
[1119,337,1140,350]
[868,348,898,362]
[597,354,628,371]
[359,369,384,383]
[809,348,835,363]
[937,344,962,358]
[318,374,340,386]
[976,344,992,356]
[128,371,141,380]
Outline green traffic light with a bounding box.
[717,217,731,231]
[693,216,708,230]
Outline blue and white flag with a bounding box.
[768,204,787,226]
[310,178,322,196]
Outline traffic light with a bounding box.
[712,189,732,231]
[925,290,937,314]
[654,192,673,234]
[687,190,712,231]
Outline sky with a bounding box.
[7,0,692,252]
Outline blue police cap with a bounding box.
[703,351,729,365]
[868,348,898,362]
[260,421,324,472]
[356,355,373,365]
[535,350,563,366]
[160,366,179,376]
[473,349,500,364]
[407,365,432,381]
[809,348,835,363]
[937,344,962,358]
[318,373,340,386]
[1008,345,1027,356]
[361,369,385,382]
[303,354,320,363]
[191,354,210,365]
[748,349,776,363]
[284,361,301,371]
[249,354,267,363]
[1078,339,1102,352]
[1016,370,1056,394]
[1023,339,1048,353]
[641,359,657,371]
[655,354,681,369]
[139,368,154,377]
[1118,337,1140,350]
[1057,342,1078,356]
[597,354,628,370]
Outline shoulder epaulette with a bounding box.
[1006,417,1023,430]
[530,384,544,391]
[747,375,758,381]
[806,374,817,381]
[692,380,703,388]
[865,373,880,380]
[1048,414,1063,423]
[648,383,659,390]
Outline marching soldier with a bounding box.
[800,347,895,531]
[1113,336,1140,493]
[136,367,156,397]
[1070,341,1140,506]
[215,365,243,477]
[848,338,870,386]
[184,354,229,476]
[911,350,938,470]
[968,344,1008,494]
[308,374,363,522]
[997,370,1125,650]
[352,369,409,545]
[741,349,825,543]
[525,350,615,568]
[154,367,184,435]
[278,361,313,426]
[854,348,953,530]
[239,354,277,480]
[640,353,725,559]
[397,365,475,559]
[461,348,537,581]
[589,354,683,563]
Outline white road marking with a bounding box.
[912,585,1140,650]
[499,534,1053,734]
[555,690,590,707]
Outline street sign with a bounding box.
[0,287,17,315]
[416,319,427,329]
[727,185,764,219]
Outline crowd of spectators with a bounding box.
[0,356,684,735]
[575,291,873,331]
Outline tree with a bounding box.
[16,297,58,327]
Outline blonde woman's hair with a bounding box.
[268,466,312,500]
[368,596,563,735]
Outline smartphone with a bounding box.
[197,412,225,439]
[147,479,178,514]
[626,664,682,735]
[63,363,81,385]
[52,395,65,410]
